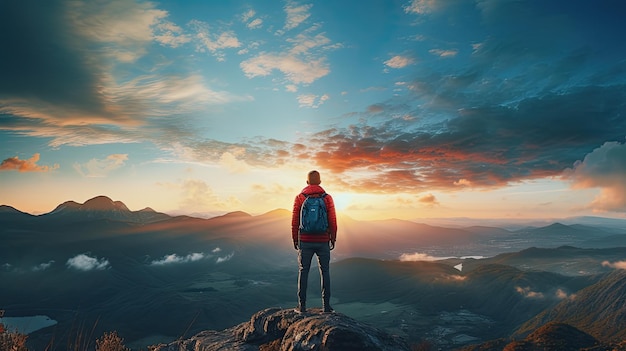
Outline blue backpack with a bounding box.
[299,193,328,234]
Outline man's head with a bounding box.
[307,170,321,185]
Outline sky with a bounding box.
[1,0,625,221]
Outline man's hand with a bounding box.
[294,241,299,250]
[329,240,335,250]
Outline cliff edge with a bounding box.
[153,307,410,351]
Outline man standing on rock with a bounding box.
[291,170,338,313]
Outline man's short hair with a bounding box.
[307,170,321,185]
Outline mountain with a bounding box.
[41,195,171,224]
[459,323,600,351]
[0,205,35,222]
[458,246,626,276]
[508,223,615,248]
[152,307,412,351]
[515,269,626,342]
[3,196,626,350]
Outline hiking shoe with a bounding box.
[322,306,335,313]
[294,305,306,314]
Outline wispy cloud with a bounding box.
[32,260,55,272]
[241,11,337,88]
[241,9,263,29]
[164,178,243,213]
[555,288,576,300]
[429,49,458,58]
[283,0,312,31]
[0,0,248,148]
[150,253,205,266]
[384,55,414,69]
[216,252,234,264]
[0,154,59,173]
[404,0,437,15]
[74,154,128,177]
[516,286,544,299]
[188,20,241,61]
[297,94,329,108]
[241,29,333,86]
[602,260,626,270]
[66,254,110,271]
[399,252,440,261]
[68,0,169,63]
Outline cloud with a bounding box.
[429,49,458,58]
[555,288,576,300]
[150,253,205,266]
[241,23,337,87]
[173,179,243,213]
[399,252,440,261]
[242,9,255,22]
[154,20,191,48]
[0,154,59,173]
[418,194,439,206]
[188,20,241,61]
[68,0,169,62]
[74,154,128,177]
[284,1,312,31]
[0,0,247,148]
[384,55,414,69]
[33,260,55,272]
[66,254,110,271]
[404,0,438,15]
[566,141,626,212]
[297,94,329,108]
[516,286,544,299]
[602,260,626,270]
[241,9,263,29]
[219,148,250,173]
[216,252,234,264]
[298,85,626,194]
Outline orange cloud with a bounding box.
[418,193,439,206]
[0,153,59,172]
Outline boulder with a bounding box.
[153,307,410,351]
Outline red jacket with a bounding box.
[291,184,337,243]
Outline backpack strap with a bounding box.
[302,192,326,198]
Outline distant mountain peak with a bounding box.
[50,200,81,214]
[43,196,170,224]
[83,196,129,211]
[0,205,22,214]
[545,222,569,228]
[220,211,252,218]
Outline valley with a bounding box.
[2,196,626,350]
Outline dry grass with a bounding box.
[1,309,136,351]
[95,331,130,351]
[1,309,29,351]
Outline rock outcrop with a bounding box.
[153,307,411,351]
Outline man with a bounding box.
[291,170,338,313]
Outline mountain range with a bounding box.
[2,195,626,350]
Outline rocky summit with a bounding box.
[152,307,411,351]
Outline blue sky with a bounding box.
[1,0,625,220]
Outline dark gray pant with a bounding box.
[297,241,331,308]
